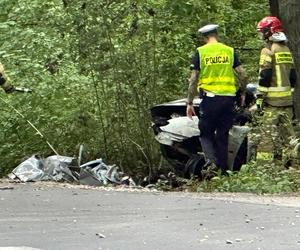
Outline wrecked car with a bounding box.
[150,89,257,178]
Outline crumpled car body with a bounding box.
[9,155,136,186]
[150,97,256,178]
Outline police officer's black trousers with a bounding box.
[198,95,235,174]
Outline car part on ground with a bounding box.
[8,155,136,187]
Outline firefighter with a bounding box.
[256,16,296,160]
[186,24,248,175]
[0,63,15,93]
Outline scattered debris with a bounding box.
[0,186,14,190]
[0,247,43,250]
[145,184,156,189]
[96,233,106,239]
[8,155,135,188]
[9,155,44,182]
[226,240,233,244]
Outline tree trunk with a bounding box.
[269,0,279,17]
[270,0,300,119]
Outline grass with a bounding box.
[189,153,300,194]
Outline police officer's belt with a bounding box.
[204,91,215,97]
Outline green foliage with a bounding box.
[0,0,268,177]
[194,158,300,194]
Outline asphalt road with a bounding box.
[0,182,300,250]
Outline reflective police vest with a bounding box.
[258,43,294,106]
[197,42,236,96]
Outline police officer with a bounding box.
[256,16,296,160]
[0,62,15,93]
[186,24,248,175]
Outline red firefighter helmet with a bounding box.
[257,16,283,38]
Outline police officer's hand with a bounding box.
[186,104,196,119]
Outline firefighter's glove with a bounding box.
[3,85,15,94]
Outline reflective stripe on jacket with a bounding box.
[258,43,294,106]
[197,42,236,96]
